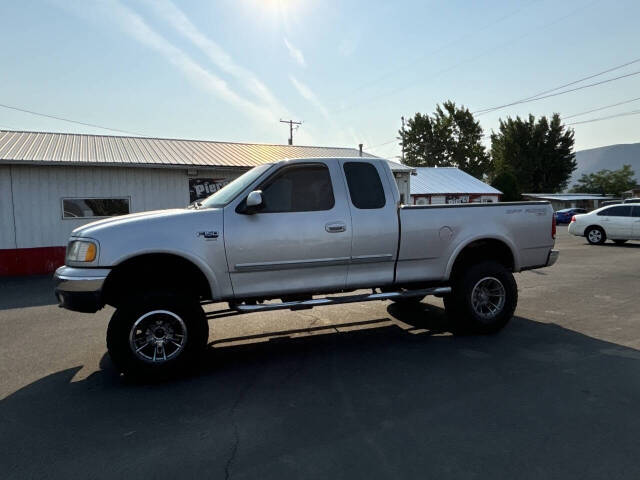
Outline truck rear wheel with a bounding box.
[107,293,208,378]
[444,261,517,334]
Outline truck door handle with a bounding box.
[325,222,346,233]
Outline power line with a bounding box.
[334,0,602,116]
[475,69,640,115]
[474,58,640,115]
[327,0,541,107]
[368,96,640,152]
[566,108,640,126]
[367,138,397,150]
[0,103,144,136]
[561,96,640,120]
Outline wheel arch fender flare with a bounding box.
[108,248,221,300]
[445,234,521,280]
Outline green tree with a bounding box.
[571,165,636,197]
[491,170,520,202]
[490,114,576,193]
[399,101,492,178]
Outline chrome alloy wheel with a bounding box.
[471,277,506,321]
[128,310,188,363]
[588,229,602,243]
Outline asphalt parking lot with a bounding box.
[1,226,639,479]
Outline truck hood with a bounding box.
[72,209,195,238]
[70,207,224,268]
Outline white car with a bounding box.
[568,203,640,245]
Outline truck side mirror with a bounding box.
[246,190,263,207]
[243,190,263,214]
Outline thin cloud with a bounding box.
[139,0,290,117]
[98,0,277,125]
[284,38,306,67]
[289,75,329,120]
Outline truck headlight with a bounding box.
[67,240,98,263]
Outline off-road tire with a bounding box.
[107,293,208,379]
[444,261,517,334]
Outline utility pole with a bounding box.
[401,116,405,163]
[280,119,302,145]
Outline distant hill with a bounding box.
[571,143,640,187]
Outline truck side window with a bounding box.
[343,162,386,209]
[259,163,334,213]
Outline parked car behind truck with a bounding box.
[556,208,587,224]
[54,157,559,377]
[568,203,640,244]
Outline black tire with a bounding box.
[585,226,606,245]
[613,239,627,245]
[107,293,208,378]
[444,261,517,334]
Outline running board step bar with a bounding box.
[232,287,452,313]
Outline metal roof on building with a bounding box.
[0,130,387,170]
[410,167,502,195]
[523,193,617,201]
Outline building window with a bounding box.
[62,198,130,219]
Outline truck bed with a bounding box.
[396,201,554,283]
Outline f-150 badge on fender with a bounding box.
[197,231,219,240]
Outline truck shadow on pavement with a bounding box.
[3,305,640,479]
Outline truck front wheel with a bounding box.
[107,293,209,378]
[444,261,517,334]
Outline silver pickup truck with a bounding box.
[55,157,558,377]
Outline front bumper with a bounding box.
[54,266,110,313]
[546,249,560,267]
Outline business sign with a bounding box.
[446,195,470,204]
[189,178,230,203]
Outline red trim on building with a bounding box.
[0,246,66,276]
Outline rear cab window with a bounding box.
[343,162,386,209]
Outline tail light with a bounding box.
[571,216,576,223]
[552,214,556,239]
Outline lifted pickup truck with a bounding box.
[55,157,558,377]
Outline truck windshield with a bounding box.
[200,164,272,208]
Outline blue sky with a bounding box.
[1,0,639,158]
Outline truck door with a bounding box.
[340,160,399,288]
[224,161,352,299]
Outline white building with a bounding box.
[0,130,411,276]
[410,167,502,205]
[521,193,616,211]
